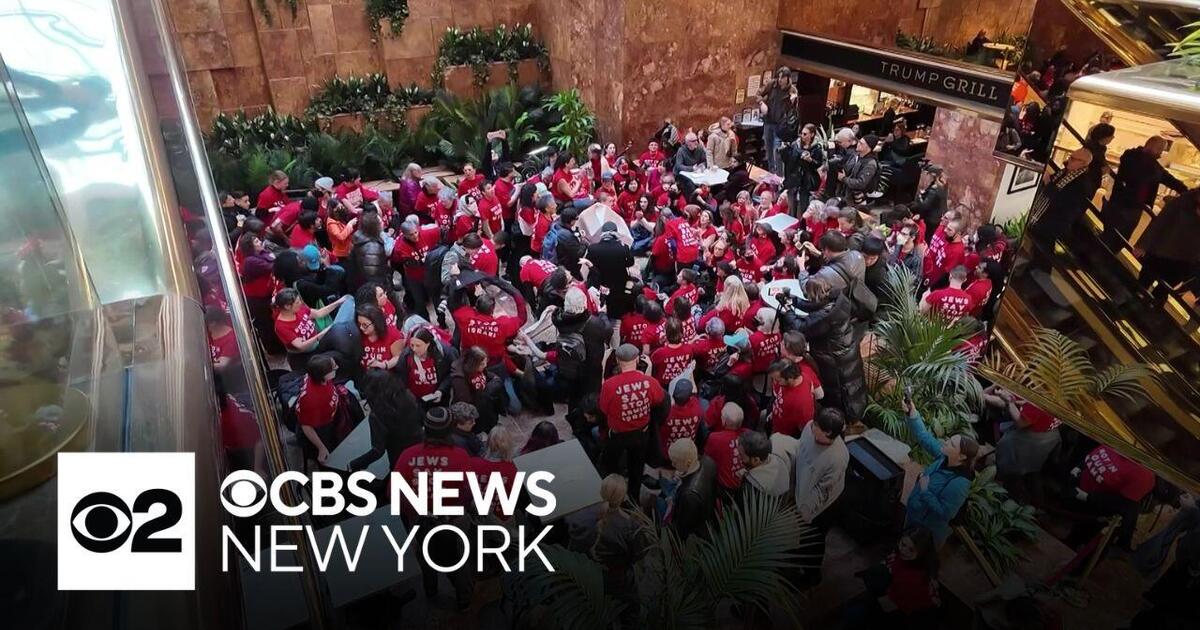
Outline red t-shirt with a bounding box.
[1079,445,1155,502]
[650,343,694,387]
[471,457,519,520]
[433,200,456,232]
[450,211,479,244]
[414,191,441,222]
[1019,403,1061,432]
[478,195,503,234]
[404,353,440,399]
[274,305,317,350]
[289,226,316,249]
[770,365,821,437]
[390,225,441,281]
[494,178,516,220]
[457,174,485,199]
[519,258,557,287]
[272,200,303,232]
[256,184,288,211]
[210,327,239,365]
[470,238,500,276]
[667,284,699,313]
[692,336,729,374]
[666,217,701,264]
[361,325,403,368]
[380,299,398,329]
[296,376,338,428]
[616,190,640,222]
[335,182,380,209]
[925,287,974,320]
[392,443,473,514]
[619,312,651,347]
[735,255,765,284]
[748,235,778,263]
[703,396,760,431]
[220,395,261,450]
[659,397,702,460]
[531,213,552,253]
[705,428,747,490]
[599,370,665,433]
[749,330,781,373]
[923,231,965,285]
[638,149,667,171]
[551,168,575,203]
[965,278,992,317]
[452,306,521,366]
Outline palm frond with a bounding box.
[1091,364,1156,405]
[516,545,626,630]
[1018,328,1095,402]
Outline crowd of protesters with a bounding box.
[193,65,1196,627]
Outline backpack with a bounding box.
[424,245,449,298]
[555,332,586,381]
[275,370,307,432]
[829,260,878,321]
[542,224,562,264]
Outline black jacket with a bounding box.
[553,221,587,279]
[586,234,635,316]
[780,140,825,194]
[348,389,423,471]
[844,153,880,198]
[348,231,391,292]
[553,310,613,393]
[914,183,948,228]
[672,456,718,541]
[790,293,865,420]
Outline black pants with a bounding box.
[602,429,649,503]
[408,515,474,607]
[1068,490,1141,549]
[402,275,429,321]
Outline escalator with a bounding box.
[1060,0,1200,65]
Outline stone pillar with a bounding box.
[924,108,1006,229]
[536,0,780,146]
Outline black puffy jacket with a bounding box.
[789,293,865,421]
[553,310,613,394]
[671,456,718,541]
[348,231,391,293]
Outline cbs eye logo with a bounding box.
[69,489,183,553]
[57,452,195,591]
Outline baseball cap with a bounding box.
[301,244,321,271]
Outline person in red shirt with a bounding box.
[768,359,820,437]
[206,309,239,374]
[659,380,702,463]
[964,261,995,318]
[288,209,319,249]
[551,154,589,205]
[637,140,667,174]
[650,319,695,388]
[666,268,700,314]
[1072,444,1157,548]
[413,176,443,224]
[616,178,642,223]
[619,302,652,347]
[921,265,973,321]
[456,162,485,200]
[518,255,557,289]
[530,199,555,256]
[267,198,304,245]
[450,291,521,370]
[692,317,729,377]
[296,354,340,463]
[704,401,747,500]
[449,194,485,244]
[272,288,348,369]
[748,309,781,374]
[391,219,442,317]
[356,304,403,370]
[748,223,781,264]
[471,428,520,522]
[392,406,475,606]
[217,381,260,470]
[599,344,666,500]
[357,282,399,329]
[333,169,380,212]
[665,209,702,265]
[399,327,448,406]
[255,170,289,219]
[923,218,966,288]
[494,165,518,223]
[475,179,503,235]
[469,234,500,277]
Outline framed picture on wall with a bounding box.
[1008,166,1039,194]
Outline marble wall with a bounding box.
[537,0,779,146]
[167,0,539,125]
[1024,0,1114,70]
[924,108,1006,229]
[777,0,1037,50]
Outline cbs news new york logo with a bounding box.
[57,453,195,590]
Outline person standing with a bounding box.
[585,221,636,318]
[780,123,826,214]
[1134,188,1200,306]
[704,402,748,505]
[705,117,736,170]
[839,135,881,204]
[758,66,793,174]
[667,438,718,540]
[794,408,849,584]
[1029,148,1094,246]
[903,398,979,546]
[599,344,666,502]
[1104,135,1187,247]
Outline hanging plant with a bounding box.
[254,0,299,25]
[365,0,410,36]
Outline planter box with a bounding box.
[442,59,549,98]
[318,113,366,134]
[405,104,431,129]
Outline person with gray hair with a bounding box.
[704,401,747,503]
[398,162,423,215]
[828,127,858,198]
[673,131,708,196]
[414,174,443,224]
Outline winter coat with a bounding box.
[671,455,718,540]
[904,411,971,546]
[1138,189,1200,263]
[553,221,587,279]
[705,126,735,169]
[789,292,865,420]
[780,139,825,194]
[553,310,613,394]
[844,153,880,198]
[348,231,391,292]
[586,233,635,316]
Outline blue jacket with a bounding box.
[904,412,970,545]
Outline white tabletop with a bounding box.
[514,439,603,521]
[324,416,389,478]
[680,167,730,186]
[240,508,419,629]
[756,214,799,234]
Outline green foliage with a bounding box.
[981,327,1156,407]
[964,466,1040,573]
[544,89,596,160]
[365,0,409,36]
[1000,213,1029,240]
[895,30,961,58]
[895,29,1027,68]
[421,85,552,169]
[432,23,548,88]
[511,492,819,629]
[1171,20,1200,65]
[866,265,981,444]
[305,74,434,129]
[206,110,316,157]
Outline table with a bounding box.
[514,439,602,521]
[324,416,389,478]
[983,42,1016,70]
[680,167,730,187]
[240,508,420,629]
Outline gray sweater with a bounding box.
[793,423,849,523]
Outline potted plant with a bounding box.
[544,89,597,159]
[433,24,550,97]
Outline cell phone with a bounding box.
[903,385,913,407]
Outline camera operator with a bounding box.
[914,164,949,229]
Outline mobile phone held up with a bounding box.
[903,385,913,408]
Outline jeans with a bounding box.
[631,225,654,255]
[763,122,781,174]
[571,197,595,209]
[332,296,356,325]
